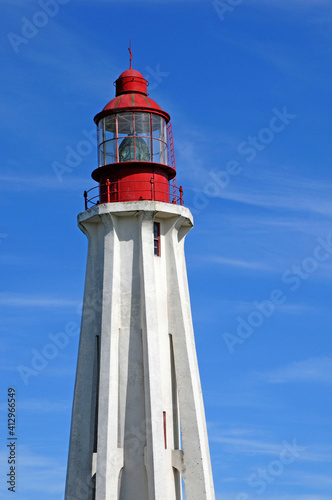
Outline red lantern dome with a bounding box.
[85,59,182,208]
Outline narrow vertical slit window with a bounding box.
[163,411,167,449]
[169,334,180,450]
[92,334,100,500]
[154,222,161,256]
[94,335,100,453]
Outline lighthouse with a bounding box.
[65,53,215,500]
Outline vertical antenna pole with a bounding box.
[128,39,133,69]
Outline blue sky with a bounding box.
[1,1,332,499]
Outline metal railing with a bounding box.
[84,178,183,210]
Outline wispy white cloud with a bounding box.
[176,137,205,184]
[207,211,332,238]
[0,293,80,309]
[206,183,332,217]
[211,433,296,457]
[0,398,71,412]
[43,366,76,378]
[286,470,332,489]
[210,428,332,463]
[189,160,332,219]
[209,299,314,316]
[79,0,205,2]
[0,446,66,495]
[250,0,331,5]
[215,20,331,92]
[255,356,332,385]
[79,0,332,3]
[0,174,89,192]
[202,255,274,272]
[217,495,332,500]
[184,143,332,216]
[205,386,281,411]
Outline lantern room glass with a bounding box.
[97,112,169,167]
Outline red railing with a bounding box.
[84,179,183,210]
[167,122,176,172]
[166,123,178,203]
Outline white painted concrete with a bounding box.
[65,200,215,500]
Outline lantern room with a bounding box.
[85,65,182,207]
[96,112,168,166]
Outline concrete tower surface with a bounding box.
[65,56,215,500]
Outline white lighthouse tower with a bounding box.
[65,54,215,500]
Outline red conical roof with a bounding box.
[94,66,170,124]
